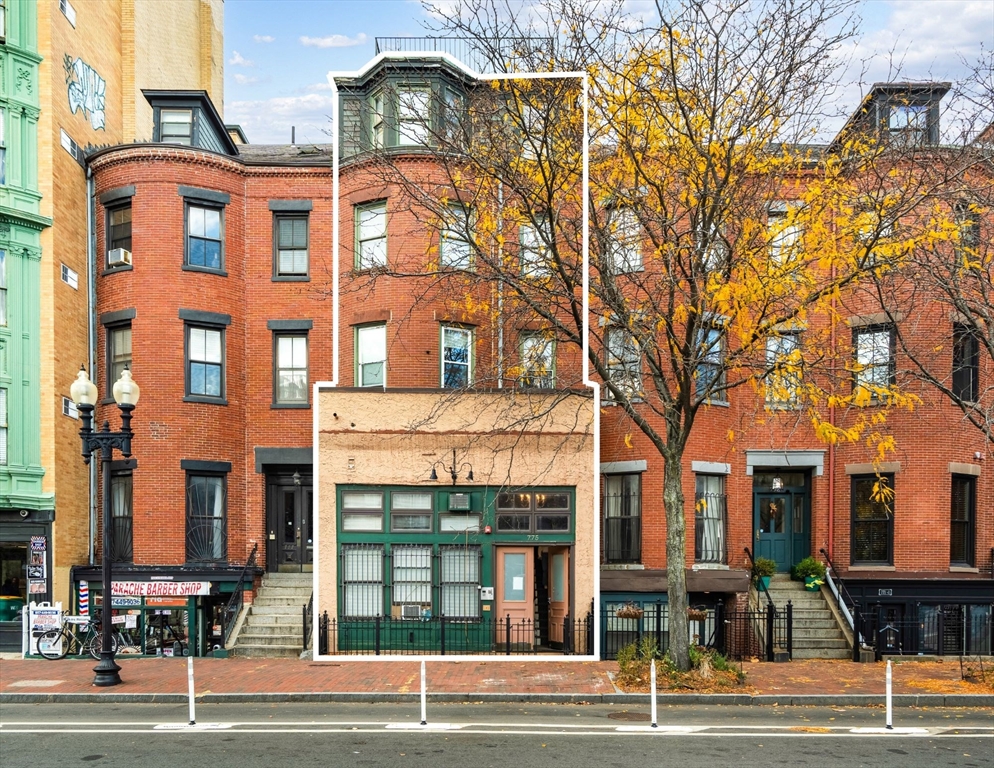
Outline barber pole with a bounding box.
[79,581,89,616]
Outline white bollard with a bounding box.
[885,659,893,730]
[650,658,658,728]
[420,660,427,725]
[187,655,196,726]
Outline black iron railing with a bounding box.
[604,515,641,563]
[744,547,774,606]
[322,612,593,656]
[601,601,792,661]
[221,542,258,648]
[374,36,554,74]
[302,592,313,652]
[855,604,993,660]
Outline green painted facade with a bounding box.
[0,0,52,511]
[336,485,575,653]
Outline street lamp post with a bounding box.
[70,365,140,687]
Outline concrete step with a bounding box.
[792,627,846,640]
[231,644,303,659]
[792,637,850,649]
[792,647,851,659]
[255,585,312,596]
[245,604,308,616]
[261,574,313,587]
[239,624,304,637]
[251,595,311,607]
[236,631,303,645]
[792,618,844,630]
[243,613,308,626]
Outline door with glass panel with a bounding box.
[546,547,570,646]
[495,547,533,647]
[266,472,313,572]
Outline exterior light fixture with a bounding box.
[771,475,784,491]
[428,449,475,486]
[69,365,140,687]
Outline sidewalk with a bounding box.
[1,656,991,706]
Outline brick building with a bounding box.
[76,48,990,658]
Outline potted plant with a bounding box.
[752,557,777,591]
[794,556,827,591]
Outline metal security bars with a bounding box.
[185,474,227,563]
[340,544,484,620]
[603,475,641,564]
[694,488,727,564]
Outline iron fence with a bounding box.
[601,601,792,662]
[855,604,993,660]
[320,611,593,656]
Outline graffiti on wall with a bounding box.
[64,54,106,131]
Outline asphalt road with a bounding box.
[0,702,990,768]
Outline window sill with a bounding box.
[602,563,645,570]
[183,395,228,405]
[182,265,228,277]
[949,566,979,573]
[102,265,133,277]
[271,402,310,409]
[849,564,895,571]
[700,399,730,408]
[272,275,311,282]
[692,563,729,570]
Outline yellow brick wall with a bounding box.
[37,0,224,609]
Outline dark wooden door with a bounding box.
[266,473,313,572]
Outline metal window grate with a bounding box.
[342,544,384,618]
[440,546,481,619]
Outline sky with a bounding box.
[223,0,994,145]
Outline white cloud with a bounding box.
[226,93,335,144]
[300,32,368,49]
[233,73,259,85]
[307,82,334,92]
[229,50,254,67]
[253,34,275,44]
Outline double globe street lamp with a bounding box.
[70,365,140,687]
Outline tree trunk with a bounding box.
[663,451,690,671]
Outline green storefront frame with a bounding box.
[336,484,575,654]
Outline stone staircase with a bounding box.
[231,572,311,658]
[764,574,850,659]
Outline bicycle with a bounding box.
[144,613,189,656]
[37,616,118,660]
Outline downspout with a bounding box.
[496,180,504,386]
[827,249,836,561]
[86,165,97,566]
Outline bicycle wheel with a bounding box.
[37,629,69,660]
[87,629,119,659]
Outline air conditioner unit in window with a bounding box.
[448,493,471,511]
[401,604,423,620]
[108,248,132,266]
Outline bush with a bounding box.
[794,556,826,579]
[752,557,777,578]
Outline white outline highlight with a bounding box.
[313,50,595,662]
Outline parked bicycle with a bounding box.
[37,616,118,660]
[144,612,189,656]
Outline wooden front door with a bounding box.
[266,473,313,572]
[547,547,570,646]
[496,547,533,648]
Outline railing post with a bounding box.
[853,609,861,662]
[440,613,446,656]
[786,600,793,660]
[564,614,572,654]
[936,607,945,656]
[715,601,725,655]
[374,616,381,656]
[505,614,511,656]
[765,602,775,662]
[655,599,662,653]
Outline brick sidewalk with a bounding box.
[1,657,989,698]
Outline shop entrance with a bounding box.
[495,545,571,650]
[266,471,313,572]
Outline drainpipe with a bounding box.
[496,180,504,386]
[827,247,837,561]
[86,165,97,566]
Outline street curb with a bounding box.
[2,692,991,707]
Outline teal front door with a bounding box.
[755,493,791,571]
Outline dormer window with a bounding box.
[888,103,928,144]
[160,109,194,145]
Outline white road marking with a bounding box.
[153,723,234,731]
[384,723,465,730]
[849,727,931,734]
